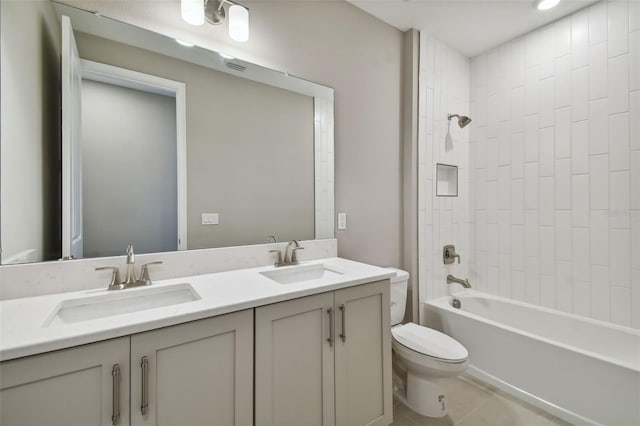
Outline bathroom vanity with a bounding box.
[0,258,393,426]
[0,2,391,424]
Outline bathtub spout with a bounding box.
[447,275,471,288]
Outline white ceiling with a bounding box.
[346,0,599,57]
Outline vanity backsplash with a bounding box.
[0,239,337,300]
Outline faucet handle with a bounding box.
[443,245,461,264]
[284,240,301,264]
[95,266,122,288]
[269,249,284,267]
[291,247,304,264]
[139,261,163,284]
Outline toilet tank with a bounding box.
[386,267,410,326]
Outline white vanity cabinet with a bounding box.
[255,291,336,426]
[0,273,392,426]
[334,281,392,426]
[0,310,253,426]
[255,280,392,426]
[130,309,253,426]
[0,337,130,426]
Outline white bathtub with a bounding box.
[424,290,640,426]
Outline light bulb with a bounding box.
[229,4,249,42]
[181,0,204,26]
[534,0,560,11]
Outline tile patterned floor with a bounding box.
[390,376,573,426]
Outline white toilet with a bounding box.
[387,267,469,418]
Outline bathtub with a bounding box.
[424,290,640,426]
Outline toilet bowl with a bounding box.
[387,268,468,418]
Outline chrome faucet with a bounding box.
[269,240,304,267]
[285,240,304,264]
[447,274,471,288]
[123,245,137,285]
[96,245,163,290]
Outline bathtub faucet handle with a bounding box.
[443,245,461,264]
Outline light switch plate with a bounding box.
[202,213,219,225]
[337,213,347,230]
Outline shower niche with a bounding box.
[436,163,458,197]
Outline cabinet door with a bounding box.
[335,280,392,426]
[255,292,335,426]
[130,310,253,426]
[0,337,130,426]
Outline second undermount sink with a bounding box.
[44,283,201,327]
[260,263,344,285]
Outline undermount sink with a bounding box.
[260,263,344,285]
[44,283,201,327]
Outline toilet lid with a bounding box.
[392,323,468,362]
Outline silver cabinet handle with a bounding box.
[141,356,149,416]
[327,308,334,347]
[339,304,346,342]
[111,364,121,425]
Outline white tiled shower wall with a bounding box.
[417,34,471,320]
[468,0,640,328]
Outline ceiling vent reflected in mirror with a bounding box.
[225,61,247,72]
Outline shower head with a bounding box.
[447,113,472,128]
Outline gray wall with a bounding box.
[254,2,404,268]
[0,0,61,262]
[61,0,404,268]
[0,0,62,263]
[81,80,177,257]
[402,30,420,322]
[75,32,315,250]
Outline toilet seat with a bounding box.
[392,323,468,363]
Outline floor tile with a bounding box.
[456,393,549,426]
[444,377,495,423]
[390,402,420,426]
[390,375,573,426]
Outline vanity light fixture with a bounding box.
[181,0,250,42]
[181,0,205,25]
[228,4,249,42]
[534,0,560,11]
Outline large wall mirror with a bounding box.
[0,0,334,265]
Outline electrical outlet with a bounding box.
[337,213,347,230]
[202,213,219,225]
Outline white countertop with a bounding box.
[0,257,394,361]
